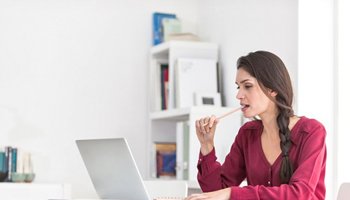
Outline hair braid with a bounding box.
[277,106,294,184]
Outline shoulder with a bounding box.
[236,120,262,141]
[298,116,326,135]
[292,116,327,142]
[240,119,262,130]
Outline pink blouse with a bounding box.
[197,116,326,200]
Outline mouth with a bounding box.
[240,104,249,111]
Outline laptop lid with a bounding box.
[76,138,151,200]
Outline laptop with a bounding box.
[76,138,185,200]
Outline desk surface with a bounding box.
[0,183,71,200]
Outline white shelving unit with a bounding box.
[149,41,219,111]
[147,41,242,189]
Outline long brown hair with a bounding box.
[237,51,294,184]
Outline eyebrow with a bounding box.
[235,79,251,85]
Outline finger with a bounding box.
[199,118,206,133]
[204,117,210,133]
[195,120,201,136]
[195,120,200,130]
[208,115,217,128]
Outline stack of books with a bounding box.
[152,12,200,45]
[0,146,34,182]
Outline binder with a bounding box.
[175,58,218,108]
[176,121,189,180]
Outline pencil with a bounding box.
[202,106,243,126]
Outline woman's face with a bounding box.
[235,68,276,118]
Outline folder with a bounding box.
[175,58,218,108]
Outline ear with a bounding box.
[268,89,278,97]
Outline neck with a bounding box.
[259,104,280,140]
[261,115,280,140]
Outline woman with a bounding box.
[186,51,326,200]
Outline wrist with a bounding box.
[200,143,214,156]
[224,187,231,199]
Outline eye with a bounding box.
[236,86,240,90]
[244,84,253,89]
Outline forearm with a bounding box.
[198,164,224,192]
[197,149,224,192]
[229,182,320,200]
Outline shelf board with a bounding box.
[150,41,218,59]
[150,107,192,121]
[150,106,237,121]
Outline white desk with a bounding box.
[0,183,71,200]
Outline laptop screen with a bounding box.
[76,138,151,200]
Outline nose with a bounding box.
[236,88,244,100]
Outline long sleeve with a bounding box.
[230,120,326,200]
[197,128,247,191]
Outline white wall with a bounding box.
[0,0,198,198]
[298,1,335,199]
[196,0,298,109]
[337,0,350,195]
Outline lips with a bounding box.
[240,104,249,111]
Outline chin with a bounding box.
[243,111,260,119]
[243,113,255,119]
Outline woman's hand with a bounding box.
[195,115,219,156]
[185,187,231,200]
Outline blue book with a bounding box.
[0,152,5,172]
[152,12,176,45]
[11,148,17,173]
[161,152,176,174]
[4,147,10,172]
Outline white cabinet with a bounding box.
[148,106,242,182]
[147,41,242,187]
[0,183,71,200]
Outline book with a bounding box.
[0,151,5,172]
[0,150,7,182]
[4,147,9,173]
[160,64,169,110]
[16,148,23,173]
[23,152,33,174]
[152,12,177,45]
[5,146,12,181]
[167,33,200,42]
[155,143,176,178]
[11,148,17,173]
[162,18,181,42]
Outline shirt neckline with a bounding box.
[257,116,305,167]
